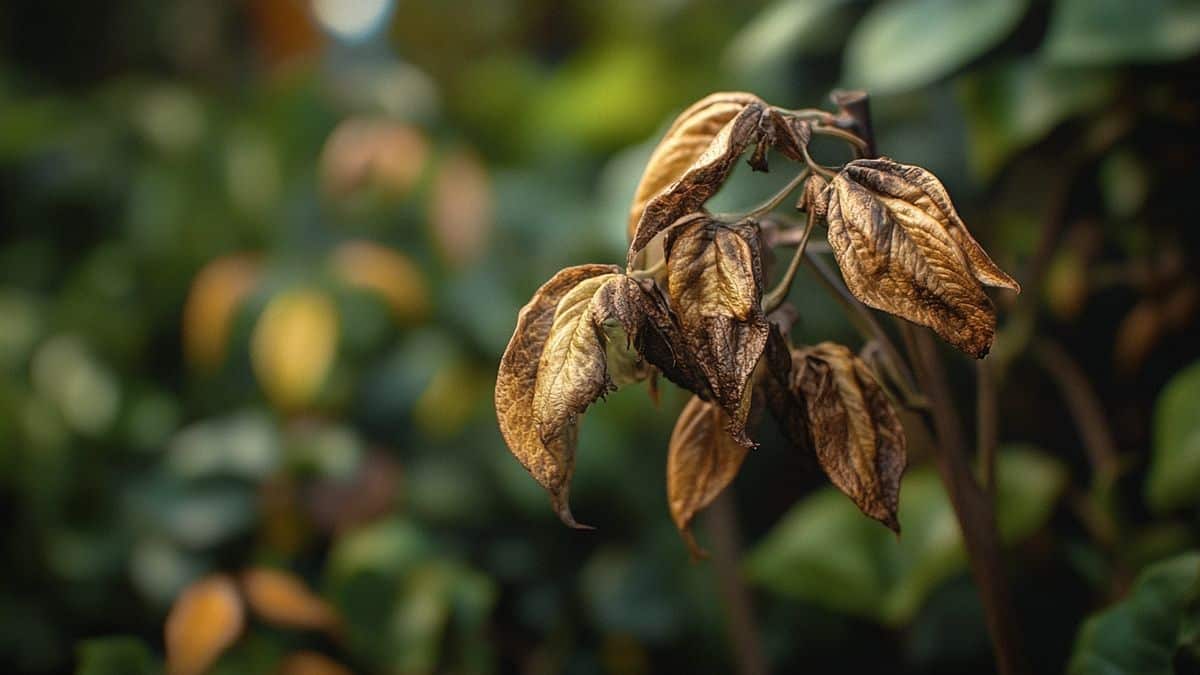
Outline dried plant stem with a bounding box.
[811,124,870,153]
[977,359,998,497]
[762,211,817,313]
[704,492,769,675]
[1030,338,1120,486]
[739,169,810,221]
[902,323,1028,675]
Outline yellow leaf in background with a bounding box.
[165,574,244,675]
[414,362,484,440]
[429,147,492,270]
[277,651,354,675]
[330,240,430,322]
[240,568,341,635]
[251,289,339,411]
[183,254,260,371]
[320,118,430,198]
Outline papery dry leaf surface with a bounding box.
[793,342,906,530]
[825,158,1019,357]
[667,396,750,557]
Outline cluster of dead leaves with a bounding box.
[496,91,1018,553]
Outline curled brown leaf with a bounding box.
[495,264,620,528]
[628,94,768,264]
[664,216,768,445]
[533,274,646,446]
[793,342,906,531]
[667,396,749,558]
[825,158,1020,357]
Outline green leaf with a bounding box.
[1146,360,1200,512]
[843,0,1030,94]
[1068,552,1200,675]
[746,447,1065,624]
[725,0,854,73]
[76,637,157,675]
[960,59,1116,178]
[1043,0,1200,66]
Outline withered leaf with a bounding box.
[762,327,811,456]
[664,216,768,445]
[798,172,830,222]
[667,396,750,558]
[825,158,1020,357]
[628,93,768,263]
[632,278,714,401]
[165,574,244,675]
[495,264,620,528]
[533,274,647,446]
[793,342,906,531]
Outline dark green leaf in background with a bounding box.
[1044,0,1200,66]
[959,59,1116,178]
[843,0,1030,94]
[1068,552,1200,675]
[1146,360,1200,513]
[745,447,1065,624]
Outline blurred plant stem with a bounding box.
[705,492,769,675]
[903,323,1029,675]
[837,92,1028,675]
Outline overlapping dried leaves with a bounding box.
[496,90,1018,550]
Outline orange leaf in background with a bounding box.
[165,574,244,675]
[183,254,260,371]
[330,240,430,322]
[251,289,339,411]
[429,147,493,269]
[320,118,430,198]
[241,568,341,635]
[277,651,354,675]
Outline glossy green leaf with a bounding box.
[843,0,1029,94]
[1044,0,1200,66]
[960,60,1116,177]
[76,637,156,675]
[746,447,1065,624]
[1147,360,1200,512]
[1068,552,1200,675]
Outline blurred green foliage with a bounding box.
[0,0,1198,674]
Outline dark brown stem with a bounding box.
[1030,338,1120,486]
[902,324,1028,675]
[977,359,999,497]
[705,492,769,675]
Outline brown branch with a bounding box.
[902,324,1029,675]
[704,492,769,675]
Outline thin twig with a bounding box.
[977,359,998,497]
[762,212,817,313]
[1030,338,1120,486]
[806,253,921,403]
[811,124,869,153]
[704,492,769,675]
[727,169,810,221]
